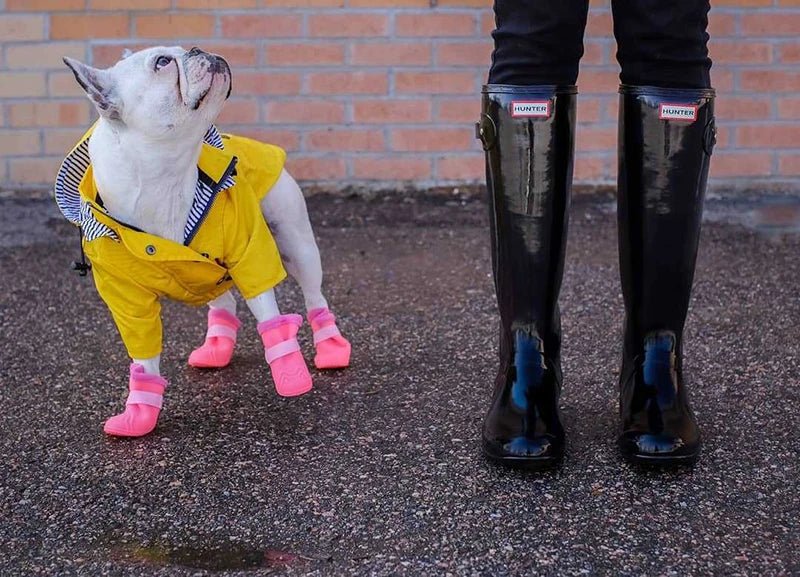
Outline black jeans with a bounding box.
[488,0,712,88]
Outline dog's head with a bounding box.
[64,46,231,140]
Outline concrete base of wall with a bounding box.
[6,179,800,204]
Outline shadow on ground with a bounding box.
[0,192,798,576]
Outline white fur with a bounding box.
[65,47,332,376]
[89,120,200,243]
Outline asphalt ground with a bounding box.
[0,192,798,576]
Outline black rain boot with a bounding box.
[477,85,577,470]
[617,85,716,466]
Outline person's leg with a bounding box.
[479,0,588,470]
[611,0,715,465]
[489,0,589,86]
[612,0,711,89]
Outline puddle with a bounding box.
[111,542,311,571]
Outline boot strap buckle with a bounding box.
[476,114,496,151]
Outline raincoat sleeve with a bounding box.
[90,255,163,359]
[221,188,287,300]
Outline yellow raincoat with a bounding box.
[55,125,287,359]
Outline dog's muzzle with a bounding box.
[185,47,232,100]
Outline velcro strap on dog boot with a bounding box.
[188,308,241,369]
[103,364,167,438]
[258,314,312,397]
[126,390,164,409]
[313,324,341,345]
[308,308,352,370]
[265,339,302,364]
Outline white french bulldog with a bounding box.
[58,46,351,437]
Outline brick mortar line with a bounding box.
[167,7,488,13]
[712,7,800,12]
[236,93,477,99]
[1,111,793,128]
[108,147,793,155]
[7,38,800,46]
[0,5,478,13]
[718,119,800,125]
[16,37,798,46]
[250,65,486,71]
[9,175,799,187]
[213,10,221,37]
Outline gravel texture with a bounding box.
[0,192,798,576]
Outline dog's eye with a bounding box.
[154,56,173,71]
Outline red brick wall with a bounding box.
[0,0,798,191]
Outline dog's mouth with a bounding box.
[191,87,210,110]
[179,49,231,111]
[189,71,230,110]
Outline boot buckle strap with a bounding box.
[476,113,496,151]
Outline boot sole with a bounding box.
[622,450,699,468]
[187,361,230,369]
[482,441,563,471]
[103,425,156,438]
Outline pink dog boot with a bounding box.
[258,314,313,397]
[103,364,167,438]
[188,309,241,368]
[308,308,351,369]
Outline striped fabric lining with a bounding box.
[182,154,236,245]
[54,125,234,244]
[79,199,118,242]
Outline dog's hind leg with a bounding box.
[260,169,351,369]
[261,170,327,312]
[188,291,241,369]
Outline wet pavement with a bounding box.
[0,191,798,576]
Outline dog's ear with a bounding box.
[63,57,122,121]
[121,48,133,60]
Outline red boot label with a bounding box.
[511,101,551,118]
[659,103,698,122]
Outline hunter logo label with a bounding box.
[659,103,698,122]
[511,101,551,118]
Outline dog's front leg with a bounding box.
[103,353,167,438]
[188,291,241,369]
[245,288,279,322]
[91,267,169,438]
[246,289,312,397]
[133,355,161,375]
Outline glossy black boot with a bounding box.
[477,85,577,470]
[617,85,716,466]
